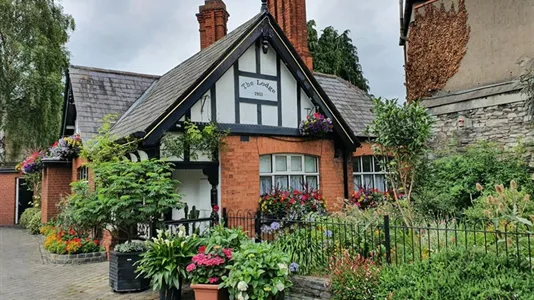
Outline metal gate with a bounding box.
[15,178,33,224]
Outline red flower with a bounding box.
[222,248,232,260]
[212,205,219,212]
[208,277,220,284]
[69,229,75,235]
[199,246,206,254]
[94,239,99,246]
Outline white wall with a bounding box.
[260,42,277,76]
[216,67,236,123]
[281,63,298,128]
[190,90,212,123]
[171,170,212,220]
[300,88,315,121]
[238,46,256,73]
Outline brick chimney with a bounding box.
[268,0,313,70]
[196,0,230,50]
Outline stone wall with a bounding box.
[287,276,331,300]
[430,99,534,162]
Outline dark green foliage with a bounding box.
[415,142,533,216]
[307,20,369,93]
[376,248,534,299]
[0,0,75,159]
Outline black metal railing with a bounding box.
[222,209,534,271]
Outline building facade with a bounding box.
[400,0,534,152]
[1,0,378,225]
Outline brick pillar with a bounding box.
[196,0,229,50]
[268,0,313,70]
[41,161,72,223]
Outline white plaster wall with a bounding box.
[172,170,212,220]
[281,63,298,128]
[262,105,278,127]
[238,46,256,73]
[301,88,315,120]
[239,103,258,125]
[216,67,235,123]
[260,42,278,76]
[190,90,212,123]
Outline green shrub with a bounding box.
[376,248,534,299]
[200,225,249,251]
[221,242,292,300]
[19,207,39,228]
[415,142,533,216]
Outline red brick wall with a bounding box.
[268,0,313,70]
[220,136,347,212]
[0,173,18,225]
[41,165,72,223]
[196,0,229,50]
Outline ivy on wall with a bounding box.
[405,0,470,101]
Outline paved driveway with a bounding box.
[0,227,161,300]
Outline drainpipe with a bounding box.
[342,150,349,200]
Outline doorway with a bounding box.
[16,178,33,224]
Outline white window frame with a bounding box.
[260,154,320,194]
[78,166,89,181]
[353,155,389,191]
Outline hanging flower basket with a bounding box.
[48,134,83,160]
[299,113,333,137]
[16,152,45,174]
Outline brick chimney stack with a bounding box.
[197,0,229,50]
[268,0,313,70]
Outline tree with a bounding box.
[307,20,370,93]
[365,98,434,226]
[0,0,75,161]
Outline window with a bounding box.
[78,166,89,181]
[353,156,388,191]
[259,154,319,194]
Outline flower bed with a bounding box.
[41,226,103,257]
[349,188,392,210]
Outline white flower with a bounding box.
[237,293,244,300]
[177,225,186,238]
[278,263,288,275]
[237,281,248,291]
[276,282,285,292]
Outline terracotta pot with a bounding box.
[190,284,228,300]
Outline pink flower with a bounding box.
[186,263,196,272]
[208,277,220,284]
[222,248,232,260]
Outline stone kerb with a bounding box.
[39,241,106,265]
[287,276,331,300]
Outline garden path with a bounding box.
[0,227,193,300]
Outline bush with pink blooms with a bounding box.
[187,245,233,285]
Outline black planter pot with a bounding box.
[109,251,150,292]
[159,282,182,300]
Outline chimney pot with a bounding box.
[197,0,230,50]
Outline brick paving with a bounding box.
[0,227,192,300]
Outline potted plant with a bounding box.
[91,159,184,292]
[109,241,150,292]
[136,227,200,300]
[220,242,293,300]
[187,245,233,300]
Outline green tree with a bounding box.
[307,20,370,93]
[0,0,75,161]
[365,98,434,226]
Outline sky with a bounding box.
[61,0,406,100]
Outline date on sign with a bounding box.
[254,92,264,97]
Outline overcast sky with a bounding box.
[62,0,406,100]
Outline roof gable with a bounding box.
[64,66,159,141]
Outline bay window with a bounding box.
[260,154,319,195]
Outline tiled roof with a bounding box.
[314,73,374,137]
[69,65,159,141]
[109,13,264,139]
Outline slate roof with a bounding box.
[69,66,159,141]
[109,13,264,139]
[314,73,374,137]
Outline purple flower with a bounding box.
[289,262,299,273]
[324,230,333,238]
[270,222,281,231]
